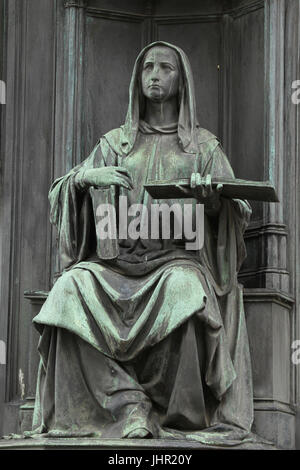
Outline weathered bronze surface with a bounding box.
[22,42,273,447]
[145,177,279,202]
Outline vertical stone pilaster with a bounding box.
[51,0,87,279]
[264,0,289,291]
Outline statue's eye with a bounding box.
[161,63,173,71]
[144,63,153,70]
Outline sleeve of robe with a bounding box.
[48,137,117,271]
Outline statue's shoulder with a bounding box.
[103,127,123,143]
[101,127,125,154]
[196,127,220,150]
[197,127,220,145]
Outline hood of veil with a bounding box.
[106,41,203,155]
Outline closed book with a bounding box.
[89,186,119,259]
[144,177,279,202]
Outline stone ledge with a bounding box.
[0,437,277,450]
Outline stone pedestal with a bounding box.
[244,288,295,449]
[0,437,277,450]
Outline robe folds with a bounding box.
[28,41,266,447]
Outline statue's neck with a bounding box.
[144,97,179,127]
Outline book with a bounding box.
[144,177,279,202]
[89,187,120,259]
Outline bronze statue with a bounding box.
[29,42,262,446]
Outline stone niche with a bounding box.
[0,0,299,450]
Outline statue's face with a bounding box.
[141,46,180,103]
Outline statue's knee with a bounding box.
[167,266,198,290]
[54,269,80,296]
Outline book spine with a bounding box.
[89,186,119,259]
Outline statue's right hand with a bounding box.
[79,167,134,190]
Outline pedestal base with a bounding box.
[0,437,277,450]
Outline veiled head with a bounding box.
[121,41,199,155]
[140,46,181,103]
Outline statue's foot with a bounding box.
[125,428,152,439]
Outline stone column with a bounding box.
[19,293,47,433]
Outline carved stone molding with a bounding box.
[63,0,86,170]
[284,0,300,409]
[64,1,87,8]
[228,0,264,18]
[254,398,295,416]
[86,7,146,22]
[1,0,28,404]
[240,222,289,289]
[19,291,48,433]
[51,0,86,277]
[0,0,56,436]
[243,288,294,307]
[263,0,287,292]
[243,286,295,447]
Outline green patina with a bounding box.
[24,41,272,447]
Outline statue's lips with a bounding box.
[148,84,161,89]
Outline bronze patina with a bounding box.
[26,42,271,447]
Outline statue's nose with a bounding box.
[150,66,160,81]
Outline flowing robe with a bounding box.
[30,123,256,445]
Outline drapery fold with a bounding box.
[32,130,254,442]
